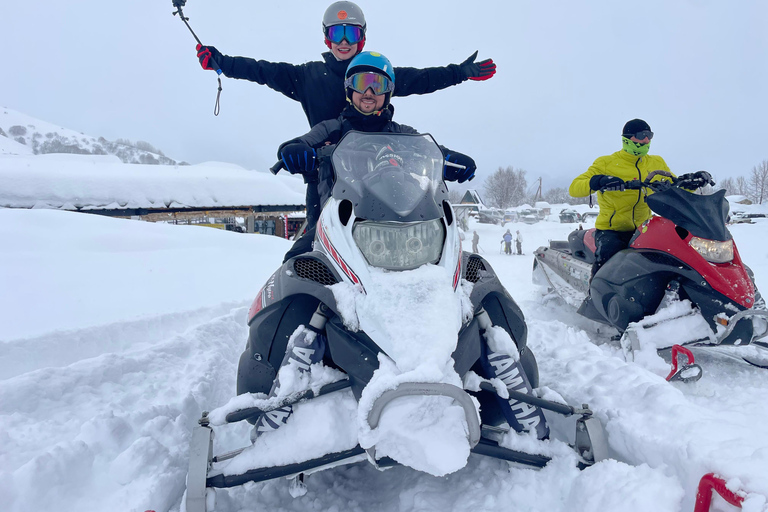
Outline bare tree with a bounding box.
[482,166,528,209]
[748,160,768,204]
[543,187,571,204]
[736,176,749,197]
[447,188,463,204]
[717,177,736,196]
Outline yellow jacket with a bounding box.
[569,150,673,232]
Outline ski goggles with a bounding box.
[345,72,394,95]
[623,129,654,141]
[325,24,365,45]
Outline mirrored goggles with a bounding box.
[325,24,365,44]
[624,130,654,141]
[344,72,394,96]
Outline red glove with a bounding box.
[459,51,496,81]
[196,44,222,71]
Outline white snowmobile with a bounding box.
[184,132,608,512]
[532,171,768,380]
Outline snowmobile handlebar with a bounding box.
[600,170,711,193]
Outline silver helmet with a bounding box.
[322,1,366,30]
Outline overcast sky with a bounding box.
[2,0,767,192]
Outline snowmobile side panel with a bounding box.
[453,316,483,376]
[632,217,754,308]
[239,253,347,397]
[325,316,382,399]
[679,281,753,345]
[568,229,596,263]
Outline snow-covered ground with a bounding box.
[2,207,768,512]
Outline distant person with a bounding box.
[195,1,495,243]
[515,230,523,255]
[578,223,584,230]
[472,230,479,253]
[502,229,513,255]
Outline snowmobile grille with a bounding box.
[465,256,487,283]
[293,258,339,285]
[642,252,691,270]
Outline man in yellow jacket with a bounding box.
[569,119,673,278]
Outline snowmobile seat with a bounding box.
[568,229,596,264]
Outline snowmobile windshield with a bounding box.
[330,132,447,221]
[646,187,731,241]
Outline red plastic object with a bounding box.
[694,473,744,512]
[666,345,696,381]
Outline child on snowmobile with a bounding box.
[277,51,477,261]
[195,1,495,247]
[568,118,712,279]
[249,52,548,444]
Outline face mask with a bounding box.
[622,137,650,156]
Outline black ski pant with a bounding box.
[591,229,635,278]
[282,181,321,263]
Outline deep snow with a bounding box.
[2,206,768,512]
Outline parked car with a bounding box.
[559,209,580,223]
[580,211,599,223]
[519,208,539,224]
[478,208,504,225]
[503,210,519,224]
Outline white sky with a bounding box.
[2,0,767,190]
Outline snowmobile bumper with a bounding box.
[184,379,609,511]
[364,381,482,462]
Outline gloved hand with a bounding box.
[196,44,222,71]
[459,51,496,81]
[443,151,476,183]
[280,142,316,175]
[589,174,625,191]
[678,170,714,189]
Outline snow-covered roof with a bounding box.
[0,153,306,210]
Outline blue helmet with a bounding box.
[344,51,395,111]
[345,51,395,85]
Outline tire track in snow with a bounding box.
[0,305,250,512]
[0,300,248,381]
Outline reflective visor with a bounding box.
[325,24,364,44]
[344,72,394,95]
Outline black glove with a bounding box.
[678,170,714,189]
[196,44,222,71]
[459,51,496,81]
[589,174,625,191]
[280,142,316,175]
[443,151,476,183]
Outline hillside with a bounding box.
[0,107,184,165]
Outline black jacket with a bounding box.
[217,51,466,126]
[294,104,418,150]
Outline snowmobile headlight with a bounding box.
[352,219,445,270]
[689,236,733,263]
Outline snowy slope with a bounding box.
[0,107,180,165]
[1,210,768,512]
